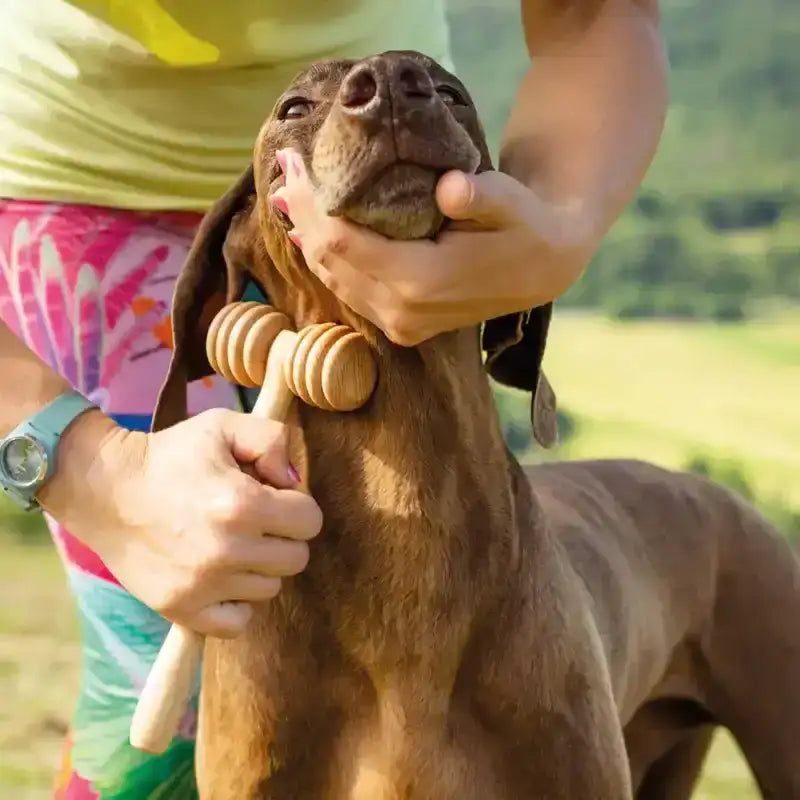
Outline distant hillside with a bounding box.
[446,0,800,320]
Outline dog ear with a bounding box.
[458,105,558,449]
[482,303,558,449]
[152,166,259,432]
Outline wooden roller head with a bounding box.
[206,301,291,388]
[206,303,378,411]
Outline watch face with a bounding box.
[0,435,48,488]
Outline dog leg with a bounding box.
[634,726,714,800]
[698,493,800,798]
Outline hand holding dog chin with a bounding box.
[271,148,591,346]
[38,408,322,637]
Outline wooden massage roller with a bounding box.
[129,301,378,754]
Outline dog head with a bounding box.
[153,50,557,446]
[269,52,484,239]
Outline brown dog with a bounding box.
[153,51,800,799]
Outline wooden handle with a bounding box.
[252,329,297,419]
[129,334,297,754]
[129,624,204,753]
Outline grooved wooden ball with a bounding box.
[205,302,377,411]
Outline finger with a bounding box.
[211,572,283,604]
[255,488,323,541]
[189,600,254,639]
[227,535,310,578]
[218,476,323,541]
[274,151,324,227]
[270,184,312,227]
[277,147,306,181]
[307,257,386,320]
[216,412,297,489]
[309,259,441,344]
[435,170,522,228]
[301,211,436,280]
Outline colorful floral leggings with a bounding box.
[0,199,251,798]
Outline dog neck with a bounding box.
[305,327,524,671]
[258,235,519,519]
[257,241,528,667]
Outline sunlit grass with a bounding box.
[695,731,760,799]
[534,314,800,512]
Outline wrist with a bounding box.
[520,196,599,306]
[0,320,78,438]
[0,374,74,440]
[37,409,147,550]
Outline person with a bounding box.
[0,1,667,797]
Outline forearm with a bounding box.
[0,319,122,515]
[0,320,74,437]
[501,0,668,289]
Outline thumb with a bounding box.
[435,170,522,228]
[216,410,296,489]
[191,600,253,638]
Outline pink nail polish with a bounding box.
[288,230,303,249]
[276,149,287,173]
[270,193,289,215]
[288,463,301,484]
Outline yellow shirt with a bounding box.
[0,0,453,211]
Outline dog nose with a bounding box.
[340,65,379,110]
[395,61,434,104]
[338,57,435,119]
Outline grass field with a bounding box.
[526,312,800,516]
[3,313,797,798]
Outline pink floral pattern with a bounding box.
[0,199,236,798]
[0,200,229,420]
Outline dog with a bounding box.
[153,51,800,799]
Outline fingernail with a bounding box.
[288,229,303,249]
[270,193,289,215]
[289,152,303,177]
[276,149,287,173]
[288,463,301,484]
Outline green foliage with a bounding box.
[493,388,799,542]
[684,452,800,542]
[0,494,49,542]
[492,385,532,456]
[490,395,800,544]
[685,453,756,502]
[492,384,578,458]
[446,0,800,321]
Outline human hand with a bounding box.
[39,408,322,637]
[270,148,593,346]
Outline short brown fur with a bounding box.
[155,52,800,799]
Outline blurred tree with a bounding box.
[684,451,800,542]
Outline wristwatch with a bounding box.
[0,390,98,512]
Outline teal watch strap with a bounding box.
[27,390,98,442]
[0,390,98,512]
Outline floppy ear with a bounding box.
[457,101,559,449]
[482,303,558,449]
[152,166,260,432]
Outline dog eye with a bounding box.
[436,86,465,106]
[279,99,313,120]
